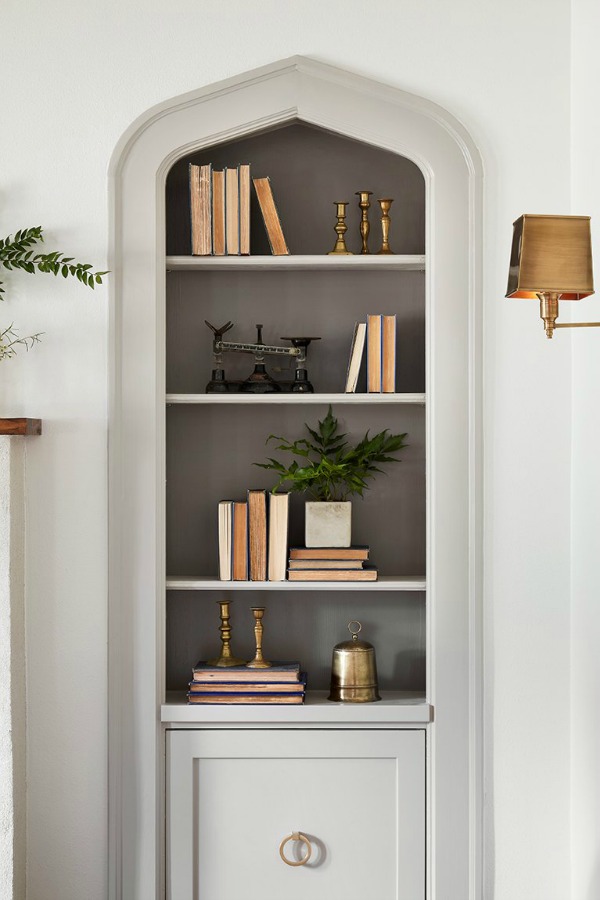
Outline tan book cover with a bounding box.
[212,169,226,256]
[248,490,267,581]
[239,164,251,255]
[253,176,289,255]
[268,492,289,581]
[367,314,382,392]
[287,566,378,582]
[289,546,369,561]
[193,661,300,682]
[225,167,239,255]
[187,693,304,704]
[189,163,211,255]
[382,314,396,393]
[188,681,304,693]
[232,501,248,580]
[288,558,363,570]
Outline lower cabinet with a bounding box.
[167,728,425,899]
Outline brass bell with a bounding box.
[327,621,381,703]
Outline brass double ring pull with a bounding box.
[279,831,312,867]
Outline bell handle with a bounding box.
[348,620,362,639]
[279,831,312,867]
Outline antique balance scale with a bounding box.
[205,321,321,393]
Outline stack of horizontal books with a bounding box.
[287,546,378,581]
[187,661,306,704]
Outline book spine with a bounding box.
[189,164,212,256]
[218,500,233,581]
[239,164,251,255]
[382,314,396,393]
[225,167,240,256]
[232,501,248,580]
[268,492,289,581]
[253,177,289,256]
[248,490,267,581]
[212,170,226,256]
[367,314,382,392]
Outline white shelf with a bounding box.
[166,254,426,272]
[166,392,426,405]
[166,575,426,592]
[161,690,432,724]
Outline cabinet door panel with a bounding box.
[167,729,425,900]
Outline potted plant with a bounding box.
[0,226,106,358]
[256,406,408,547]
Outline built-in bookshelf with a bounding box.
[164,120,427,707]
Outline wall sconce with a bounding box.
[506,214,596,338]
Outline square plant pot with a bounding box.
[305,501,352,548]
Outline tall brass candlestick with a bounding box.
[247,607,271,668]
[207,599,246,667]
[328,202,353,255]
[355,191,373,254]
[376,198,394,255]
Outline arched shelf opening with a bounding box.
[108,57,483,900]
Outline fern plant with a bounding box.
[255,406,408,501]
[0,226,107,359]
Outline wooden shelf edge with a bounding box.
[0,418,42,436]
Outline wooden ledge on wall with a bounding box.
[0,418,42,436]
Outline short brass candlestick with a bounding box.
[328,202,353,255]
[246,607,271,668]
[207,600,246,667]
[355,191,373,254]
[376,198,394,255]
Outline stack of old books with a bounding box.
[187,661,306,704]
[287,545,378,581]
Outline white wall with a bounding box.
[571,1,600,897]
[0,1,575,898]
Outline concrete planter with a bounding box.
[305,501,352,548]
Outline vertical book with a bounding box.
[232,501,248,580]
[225,167,240,256]
[189,163,212,256]
[253,177,289,256]
[268,492,290,581]
[382,314,396,393]
[218,500,233,580]
[367,314,383,392]
[345,322,367,392]
[212,169,226,256]
[248,489,267,581]
[239,164,251,255]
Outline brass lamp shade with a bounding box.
[506,214,594,300]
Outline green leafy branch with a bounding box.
[0,226,107,293]
[0,226,107,359]
[255,405,408,501]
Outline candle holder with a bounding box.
[246,607,271,668]
[207,600,246,667]
[376,198,394,255]
[355,191,373,254]
[328,202,353,255]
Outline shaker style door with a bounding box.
[167,728,425,900]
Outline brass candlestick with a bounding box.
[376,198,394,255]
[207,600,246,667]
[355,191,373,254]
[247,607,271,668]
[328,202,353,255]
